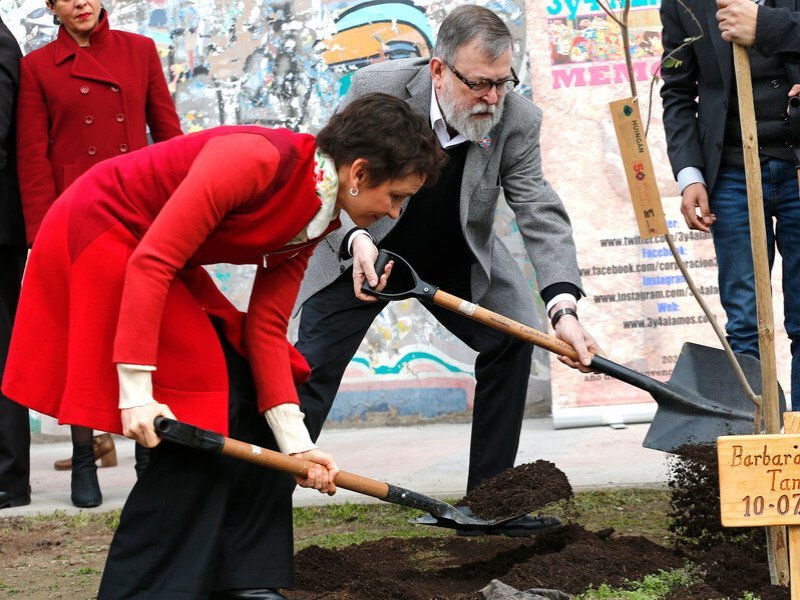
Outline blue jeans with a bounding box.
[710,159,800,409]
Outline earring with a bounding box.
[52,13,61,25]
[348,187,359,197]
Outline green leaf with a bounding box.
[662,57,683,69]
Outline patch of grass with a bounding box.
[14,509,120,531]
[577,565,698,599]
[293,502,449,550]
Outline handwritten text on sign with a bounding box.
[718,435,800,527]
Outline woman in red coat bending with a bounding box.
[17,0,183,506]
[3,93,445,599]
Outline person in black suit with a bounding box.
[660,0,800,410]
[716,0,800,61]
[0,16,30,509]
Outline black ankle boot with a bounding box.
[134,443,150,478]
[71,442,102,508]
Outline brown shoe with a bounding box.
[53,433,117,471]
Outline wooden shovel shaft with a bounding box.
[220,437,390,500]
[433,290,581,361]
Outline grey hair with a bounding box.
[432,5,513,65]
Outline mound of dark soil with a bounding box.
[456,461,573,521]
[285,448,790,599]
[664,444,788,600]
[289,524,680,599]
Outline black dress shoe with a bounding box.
[210,589,288,599]
[457,513,561,537]
[0,490,31,509]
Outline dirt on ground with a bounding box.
[287,453,789,599]
[0,452,790,599]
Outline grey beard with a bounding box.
[440,93,505,143]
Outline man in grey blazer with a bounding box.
[296,5,599,535]
[0,17,30,509]
[660,0,800,410]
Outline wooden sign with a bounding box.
[718,434,800,527]
[609,97,668,240]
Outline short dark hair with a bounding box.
[316,93,446,188]
[433,5,513,65]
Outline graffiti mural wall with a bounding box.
[4,0,545,433]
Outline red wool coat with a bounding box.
[2,126,338,435]
[16,12,182,244]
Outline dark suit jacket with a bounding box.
[757,3,800,62]
[660,0,800,193]
[0,18,24,248]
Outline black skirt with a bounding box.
[98,322,294,599]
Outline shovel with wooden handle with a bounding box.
[362,250,782,453]
[153,416,524,531]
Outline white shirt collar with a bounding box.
[430,86,468,149]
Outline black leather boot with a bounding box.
[71,442,102,508]
[210,589,288,599]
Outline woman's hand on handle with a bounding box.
[351,235,393,302]
[292,448,339,495]
[121,402,177,448]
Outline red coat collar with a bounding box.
[53,9,111,65]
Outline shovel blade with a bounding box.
[411,507,520,531]
[643,342,784,452]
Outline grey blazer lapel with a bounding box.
[460,133,496,229]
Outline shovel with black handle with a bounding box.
[153,416,526,531]
[361,250,782,453]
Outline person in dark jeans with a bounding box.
[660,0,800,408]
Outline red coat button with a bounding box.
[110,86,120,92]
[80,86,90,94]
[116,114,125,122]
[119,144,128,153]
[88,147,97,155]
[84,115,93,125]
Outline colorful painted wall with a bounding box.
[3,0,542,433]
[8,0,787,436]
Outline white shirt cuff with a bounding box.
[346,229,372,257]
[676,167,706,194]
[546,294,578,317]
[117,363,157,410]
[264,403,316,455]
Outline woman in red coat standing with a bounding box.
[3,93,445,599]
[16,0,183,506]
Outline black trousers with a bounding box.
[98,328,294,599]
[296,268,532,491]
[0,246,28,494]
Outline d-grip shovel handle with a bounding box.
[154,417,391,499]
[789,96,800,168]
[360,249,439,302]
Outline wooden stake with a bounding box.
[732,42,788,585]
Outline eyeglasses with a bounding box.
[444,62,519,95]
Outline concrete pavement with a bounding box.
[3,418,671,517]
